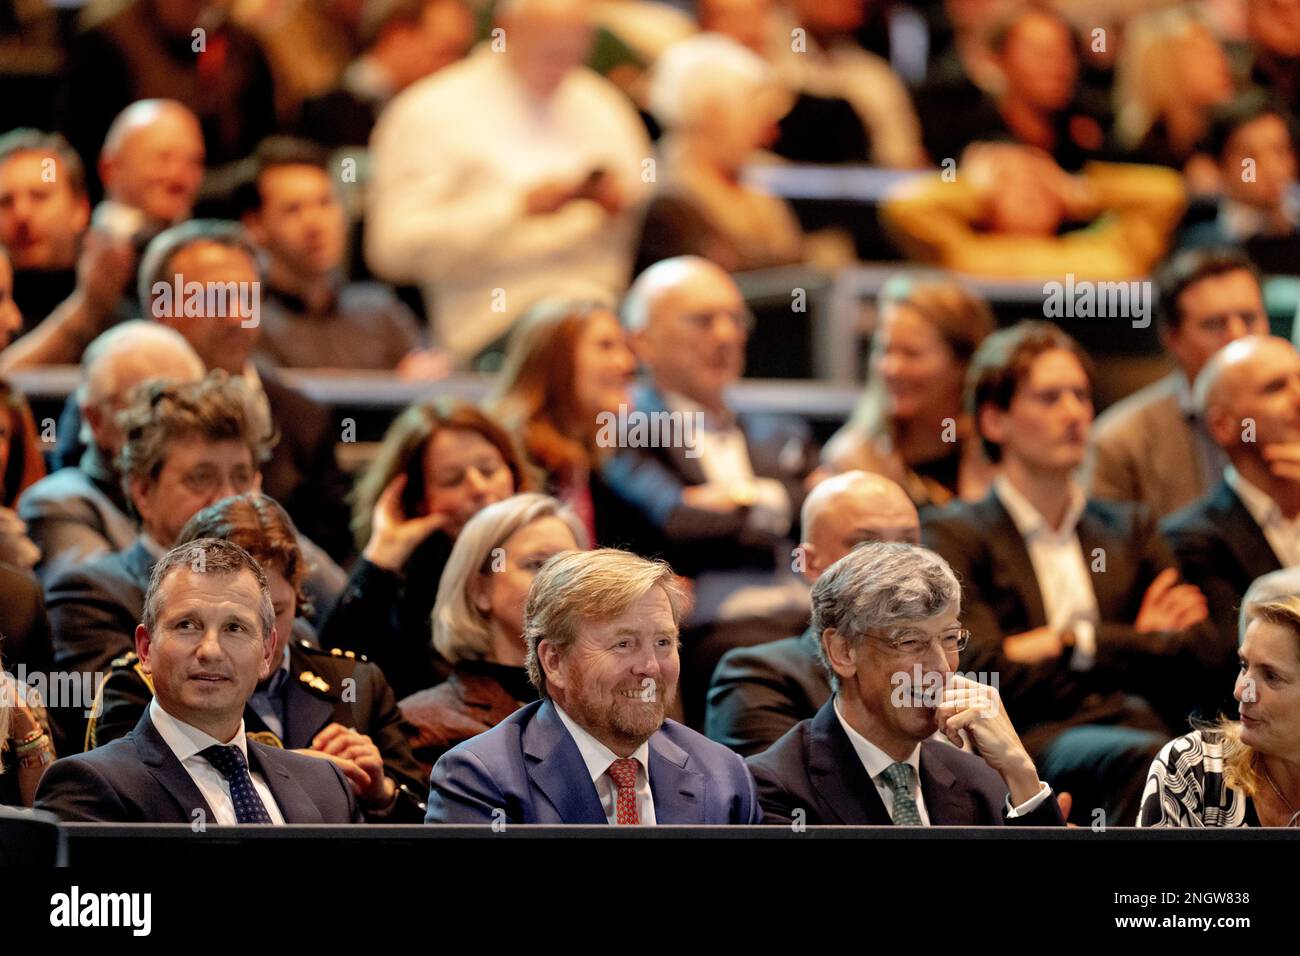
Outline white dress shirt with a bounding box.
[832,698,1052,822]
[1226,466,1300,568]
[554,704,656,825]
[366,47,651,361]
[994,476,1100,670]
[148,698,286,825]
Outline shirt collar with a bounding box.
[662,389,736,431]
[994,474,1087,539]
[1174,371,1197,417]
[138,532,169,560]
[553,702,651,783]
[1225,465,1281,529]
[1218,194,1300,241]
[149,696,248,763]
[832,696,921,781]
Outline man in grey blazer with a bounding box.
[36,538,362,824]
[1087,248,1267,519]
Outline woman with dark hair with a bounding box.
[0,378,47,568]
[87,492,428,819]
[319,397,534,697]
[487,298,637,546]
[819,277,996,508]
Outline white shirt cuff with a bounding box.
[1005,781,1053,818]
[1068,620,1096,671]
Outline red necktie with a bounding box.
[606,757,641,825]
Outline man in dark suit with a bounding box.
[36,538,361,823]
[426,548,761,824]
[923,322,1217,825]
[43,373,338,746]
[706,470,920,756]
[1162,335,1300,716]
[748,541,1064,826]
[605,256,818,720]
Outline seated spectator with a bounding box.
[35,538,361,823]
[706,470,919,757]
[19,321,205,586]
[57,0,276,182]
[238,136,446,377]
[0,100,206,372]
[134,218,354,561]
[1139,594,1300,827]
[1176,96,1300,273]
[1087,248,1267,520]
[635,33,804,276]
[0,670,55,808]
[607,256,817,718]
[1163,335,1300,716]
[918,4,1104,171]
[88,492,428,820]
[296,0,474,150]
[882,142,1186,279]
[366,0,652,364]
[746,541,1065,826]
[761,0,925,167]
[319,399,534,699]
[820,277,996,508]
[1112,5,1235,190]
[399,493,586,773]
[43,371,339,747]
[923,321,1216,824]
[0,380,46,570]
[1247,0,1300,118]
[0,130,89,335]
[425,548,761,824]
[488,299,639,546]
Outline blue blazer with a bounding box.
[425,699,761,824]
[34,710,362,824]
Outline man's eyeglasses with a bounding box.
[870,627,971,657]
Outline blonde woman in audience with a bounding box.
[1113,5,1235,193]
[820,277,995,507]
[397,493,588,771]
[1139,596,1300,827]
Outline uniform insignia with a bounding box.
[298,670,331,694]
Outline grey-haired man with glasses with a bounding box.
[747,542,1064,826]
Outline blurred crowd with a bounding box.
[3,0,1300,829]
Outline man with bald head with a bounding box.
[1163,334,1300,715]
[19,321,204,585]
[605,255,817,720]
[706,471,920,756]
[0,101,207,371]
[366,0,651,362]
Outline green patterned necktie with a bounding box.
[881,762,923,825]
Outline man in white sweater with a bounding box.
[365,0,652,363]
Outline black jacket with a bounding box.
[747,699,1065,826]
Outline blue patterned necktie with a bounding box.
[200,744,274,824]
[881,762,923,825]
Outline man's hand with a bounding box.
[937,675,1042,806]
[1261,442,1300,482]
[1002,626,1065,664]
[1134,568,1207,633]
[361,473,449,572]
[302,723,394,808]
[77,229,136,319]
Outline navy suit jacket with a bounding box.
[425,699,761,824]
[34,710,362,823]
[747,699,1065,826]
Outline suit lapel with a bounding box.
[123,538,157,591]
[523,700,608,824]
[131,712,215,823]
[917,741,978,825]
[647,728,704,824]
[248,743,323,823]
[981,495,1048,628]
[808,702,890,825]
[1077,505,1125,615]
[280,675,338,749]
[636,385,709,485]
[1214,482,1283,581]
